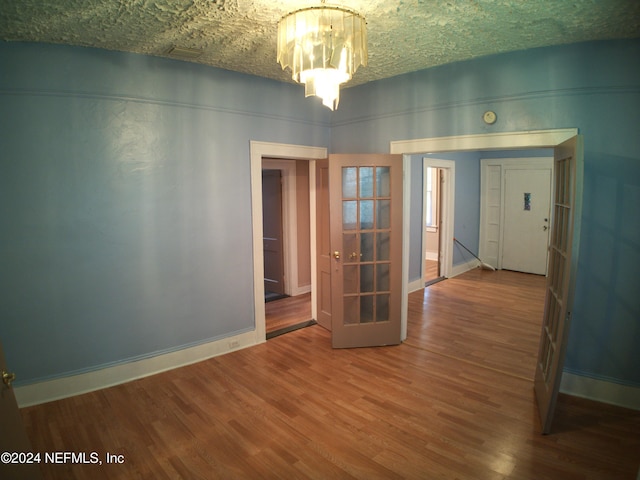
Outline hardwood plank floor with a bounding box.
[424,259,439,283]
[21,270,640,479]
[265,293,312,334]
[410,269,547,380]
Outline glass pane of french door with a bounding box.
[534,135,583,434]
[340,166,393,326]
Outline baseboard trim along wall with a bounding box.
[408,278,426,293]
[291,284,312,297]
[409,260,479,293]
[15,330,260,408]
[451,259,481,278]
[560,372,640,411]
[15,324,639,412]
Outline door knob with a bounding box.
[333,251,340,259]
[2,370,16,388]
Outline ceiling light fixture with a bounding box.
[277,2,367,111]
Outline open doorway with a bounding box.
[423,166,444,285]
[391,129,582,433]
[420,158,455,288]
[251,142,327,344]
[261,158,314,338]
[262,168,287,302]
[479,157,553,275]
[251,130,579,347]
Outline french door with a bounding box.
[534,135,584,434]
[329,154,403,348]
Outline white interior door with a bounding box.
[534,135,584,434]
[502,168,552,275]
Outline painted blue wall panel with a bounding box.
[568,154,640,384]
[0,43,330,383]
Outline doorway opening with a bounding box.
[391,129,581,433]
[479,157,553,275]
[262,168,287,302]
[252,146,327,341]
[423,166,442,285]
[251,130,578,346]
[261,158,313,338]
[418,158,455,291]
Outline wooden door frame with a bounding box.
[250,129,577,344]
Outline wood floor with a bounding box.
[424,260,438,282]
[21,270,640,479]
[265,293,312,335]
[424,259,440,284]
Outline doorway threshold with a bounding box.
[425,276,446,287]
[266,319,317,340]
[265,292,289,303]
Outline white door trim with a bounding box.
[390,128,578,343]
[391,129,578,154]
[250,141,328,343]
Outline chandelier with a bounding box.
[277,3,367,111]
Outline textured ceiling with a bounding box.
[1,0,639,87]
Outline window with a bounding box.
[425,167,439,228]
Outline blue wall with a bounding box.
[1,39,638,390]
[0,43,330,384]
[332,40,640,387]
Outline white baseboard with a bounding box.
[560,372,640,410]
[15,330,261,408]
[410,259,479,292]
[450,259,480,278]
[408,278,425,293]
[291,284,311,296]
